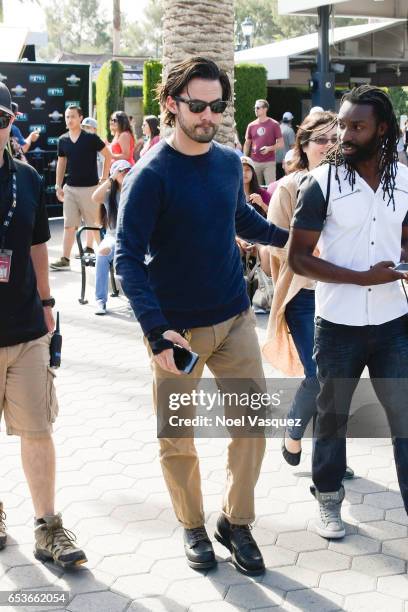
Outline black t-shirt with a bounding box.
[0,151,50,347]
[58,130,105,187]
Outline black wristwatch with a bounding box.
[41,297,55,308]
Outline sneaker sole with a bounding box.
[34,549,88,568]
[312,523,345,539]
[214,531,265,576]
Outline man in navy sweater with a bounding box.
[116,57,288,576]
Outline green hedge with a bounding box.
[123,84,143,98]
[143,60,162,116]
[235,63,267,143]
[96,60,124,141]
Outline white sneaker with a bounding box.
[311,485,345,539]
[94,301,106,316]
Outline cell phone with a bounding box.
[173,344,199,374]
[393,263,408,272]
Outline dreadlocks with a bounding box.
[323,85,399,209]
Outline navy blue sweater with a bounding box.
[115,140,288,335]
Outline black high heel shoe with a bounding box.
[281,433,302,466]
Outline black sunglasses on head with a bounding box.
[174,96,228,114]
[0,112,13,129]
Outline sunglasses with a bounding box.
[0,112,13,129]
[310,136,337,145]
[254,106,264,110]
[174,96,228,114]
[119,168,130,174]
[110,118,118,123]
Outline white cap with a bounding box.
[309,106,324,115]
[284,149,294,164]
[282,111,293,121]
[81,117,98,129]
[110,159,132,177]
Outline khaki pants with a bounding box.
[253,160,276,185]
[147,308,266,528]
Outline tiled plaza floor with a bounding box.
[0,220,407,611]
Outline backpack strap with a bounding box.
[324,163,332,219]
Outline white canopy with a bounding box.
[278,0,408,19]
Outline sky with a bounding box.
[3,0,149,30]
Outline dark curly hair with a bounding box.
[323,85,399,209]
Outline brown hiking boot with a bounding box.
[34,513,87,568]
[0,502,7,550]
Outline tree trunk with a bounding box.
[0,1,3,23]
[162,0,235,147]
[113,0,121,55]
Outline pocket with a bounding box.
[46,367,59,423]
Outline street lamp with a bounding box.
[241,17,254,49]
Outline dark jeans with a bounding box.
[313,314,408,513]
[276,162,285,180]
[285,289,320,439]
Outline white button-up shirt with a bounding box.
[292,162,408,326]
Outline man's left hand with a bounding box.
[43,307,55,333]
[260,146,272,155]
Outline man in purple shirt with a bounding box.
[244,99,283,185]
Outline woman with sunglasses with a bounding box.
[109,111,135,166]
[91,159,132,315]
[139,115,160,159]
[262,111,353,476]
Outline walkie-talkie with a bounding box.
[50,312,62,368]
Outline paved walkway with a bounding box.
[0,220,407,611]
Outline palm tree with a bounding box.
[113,0,120,55]
[162,0,235,146]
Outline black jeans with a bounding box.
[313,314,408,513]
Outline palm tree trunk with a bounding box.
[0,0,4,22]
[113,0,121,55]
[162,0,235,147]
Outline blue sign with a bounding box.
[65,100,80,108]
[47,137,59,146]
[15,113,28,122]
[29,74,46,83]
[12,84,27,97]
[29,124,46,133]
[47,87,64,96]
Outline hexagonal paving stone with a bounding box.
[225,582,284,609]
[342,503,384,524]
[66,590,129,612]
[352,553,406,577]
[261,545,297,568]
[127,597,187,611]
[55,568,115,595]
[298,550,350,573]
[97,553,154,576]
[344,591,404,612]
[386,508,408,527]
[86,533,140,556]
[262,565,319,591]
[329,534,380,556]
[276,530,327,553]
[358,520,407,541]
[344,479,386,495]
[319,569,375,596]
[378,574,408,599]
[364,492,404,510]
[111,573,169,599]
[165,577,226,606]
[382,538,408,561]
[284,587,343,612]
[190,602,245,612]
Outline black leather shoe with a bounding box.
[214,515,265,576]
[183,526,216,570]
[281,433,301,466]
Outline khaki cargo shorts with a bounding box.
[63,184,99,228]
[0,334,59,438]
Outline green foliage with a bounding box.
[96,60,124,141]
[121,0,164,57]
[387,87,408,121]
[40,0,111,60]
[234,0,365,48]
[143,60,162,116]
[235,63,267,142]
[123,84,143,98]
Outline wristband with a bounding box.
[146,326,173,355]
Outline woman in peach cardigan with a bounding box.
[262,111,339,465]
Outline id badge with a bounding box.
[0,249,12,283]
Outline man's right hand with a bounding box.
[154,330,192,375]
[360,261,408,286]
[56,187,64,202]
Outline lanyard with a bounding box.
[0,173,17,250]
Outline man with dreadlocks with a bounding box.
[288,85,408,539]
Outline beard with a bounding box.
[341,132,382,164]
[178,112,219,143]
